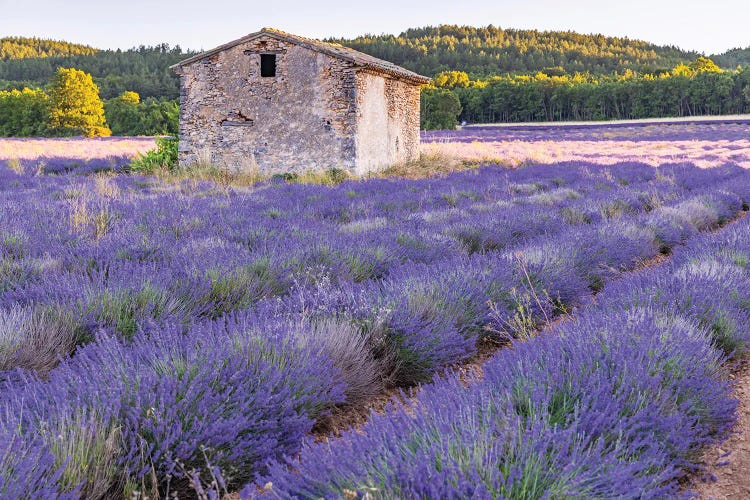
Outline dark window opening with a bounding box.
[260,54,276,77]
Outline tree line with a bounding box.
[0,68,177,137]
[0,43,188,100]
[421,57,750,129]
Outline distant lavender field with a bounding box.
[423,119,750,169]
[0,136,157,174]
[1,119,749,177]
[1,119,748,177]
[0,137,156,160]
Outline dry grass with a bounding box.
[142,145,483,188]
[420,141,517,167]
[93,173,121,199]
[150,163,356,189]
[293,168,351,185]
[378,151,480,179]
[151,163,265,187]
[6,157,23,174]
[68,196,116,241]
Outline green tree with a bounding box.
[0,43,189,100]
[330,25,705,77]
[104,91,178,136]
[140,98,178,135]
[0,87,48,136]
[104,90,142,135]
[47,67,110,137]
[421,88,462,130]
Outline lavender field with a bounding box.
[423,120,750,169]
[0,137,157,175]
[2,122,750,498]
[0,137,156,161]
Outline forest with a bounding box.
[1,28,750,134]
[338,25,748,76]
[0,39,188,99]
[0,39,185,136]
[329,25,708,77]
[421,59,750,128]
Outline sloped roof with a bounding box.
[171,27,431,84]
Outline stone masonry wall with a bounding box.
[177,36,358,173]
[353,71,422,175]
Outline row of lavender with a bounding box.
[1,161,750,496]
[253,199,750,498]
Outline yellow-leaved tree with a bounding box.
[47,67,111,137]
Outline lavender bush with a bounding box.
[0,426,74,499]
[1,320,346,495]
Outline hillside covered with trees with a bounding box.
[714,47,750,69]
[331,25,710,77]
[0,43,190,100]
[0,37,98,60]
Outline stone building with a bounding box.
[171,28,431,175]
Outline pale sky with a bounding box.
[1,0,748,55]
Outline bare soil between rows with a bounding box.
[690,356,750,499]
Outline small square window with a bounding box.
[260,54,276,77]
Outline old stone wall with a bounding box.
[177,36,358,173]
[353,71,422,175]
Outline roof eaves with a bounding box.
[359,64,432,84]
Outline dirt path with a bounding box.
[691,358,750,499]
